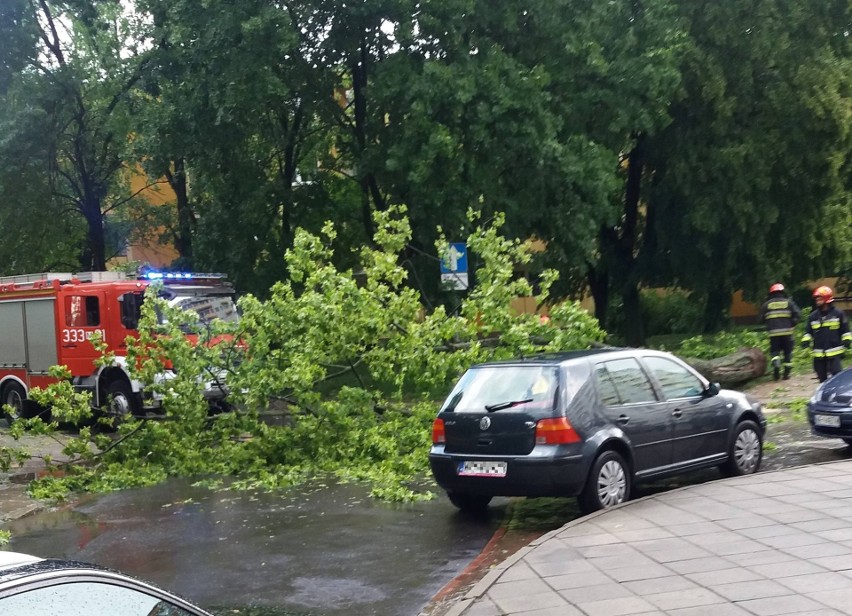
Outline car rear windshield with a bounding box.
[440,364,585,414]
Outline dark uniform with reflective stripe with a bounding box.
[802,304,852,382]
[759,294,800,380]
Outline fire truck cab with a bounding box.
[0,271,237,424]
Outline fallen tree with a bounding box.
[8,208,605,504]
[681,348,767,388]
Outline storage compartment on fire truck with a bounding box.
[0,298,59,373]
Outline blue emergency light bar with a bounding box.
[140,271,227,281]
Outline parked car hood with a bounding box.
[811,368,852,405]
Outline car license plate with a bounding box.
[458,461,507,477]
[814,414,841,428]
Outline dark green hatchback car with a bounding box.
[429,349,766,513]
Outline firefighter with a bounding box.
[801,286,852,382]
[759,283,801,380]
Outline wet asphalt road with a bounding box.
[5,417,852,616]
[5,477,504,616]
[762,417,852,470]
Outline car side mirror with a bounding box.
[705,382,721,397]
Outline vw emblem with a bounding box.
[479,417,491,431]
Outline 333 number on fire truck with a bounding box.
[61,328,107,343]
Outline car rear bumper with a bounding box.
[428,451,587,498]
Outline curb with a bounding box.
[429,525,508,605]
[0,482,46,523]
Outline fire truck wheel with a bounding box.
[2,382,28,425]
[102,380,141,424]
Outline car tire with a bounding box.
[720,420,762,477]
[447,492,492,512]
[2,381,28,425]
[578,450,631,514]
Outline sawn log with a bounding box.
[680,347,767,388]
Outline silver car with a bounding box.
[0,551,212,616]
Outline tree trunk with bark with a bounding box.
[680,347,767,388]
[81,194,106,271]
[166,158,195,263]
[617,134,646,347]
[587,264,609,328]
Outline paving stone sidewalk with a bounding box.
[0,430,72,523]
[449,460,852,616]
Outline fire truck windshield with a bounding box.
[120,288,239,331]
[165,294,240,325]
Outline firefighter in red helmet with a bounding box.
[759,283,800,380]
[801,286,851,382]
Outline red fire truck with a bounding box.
[0,271,238,424]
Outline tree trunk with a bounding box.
[587,264,609,328]
[622,283,644,347]
[167,158,194,263]
[275,102,303,260]
[680,348,767,387]
[351,50,375,241]
[702,284,730,333]
[617,134,645,346]
[81,195,106,271]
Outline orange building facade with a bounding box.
[109,172,180,270]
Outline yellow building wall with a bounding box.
[730,290,756,319]
[110,172,180,270]
[510,296,539,316]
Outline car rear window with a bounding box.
[440,365,561,413]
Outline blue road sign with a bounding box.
[440,243,469,290]
[440,243,468,274]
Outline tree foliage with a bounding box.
[576,0,852,342]
[0,0,157,270]
[0,0,849,343]
[6,210,602,502]
[644,0,852,332]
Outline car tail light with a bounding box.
[432,418,446,444]
[535,417,581,445]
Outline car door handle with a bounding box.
[617,414,630,425]
[672,409,683,418]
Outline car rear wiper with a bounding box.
[485,398,533,412]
